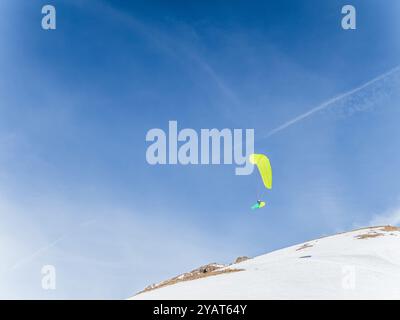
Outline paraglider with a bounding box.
[251,200,266,210]
[249,153,272,209]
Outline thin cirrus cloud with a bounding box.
[96,1,241,118]
[368,207,400,227]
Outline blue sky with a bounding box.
[0,0,400,298]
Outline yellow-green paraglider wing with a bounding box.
[249,153,272,189]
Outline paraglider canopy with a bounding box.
[249,153,272,190]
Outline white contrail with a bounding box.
[264,65,400,138]
[9,219,96,271]
[10,236,66,271]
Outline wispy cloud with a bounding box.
[94,1,241,120]
[368,207,400,227]
[263,64,400,138]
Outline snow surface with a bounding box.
[131,227,400,300]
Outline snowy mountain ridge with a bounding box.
[131,226,400,300]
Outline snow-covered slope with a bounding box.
[131,226,400,300]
